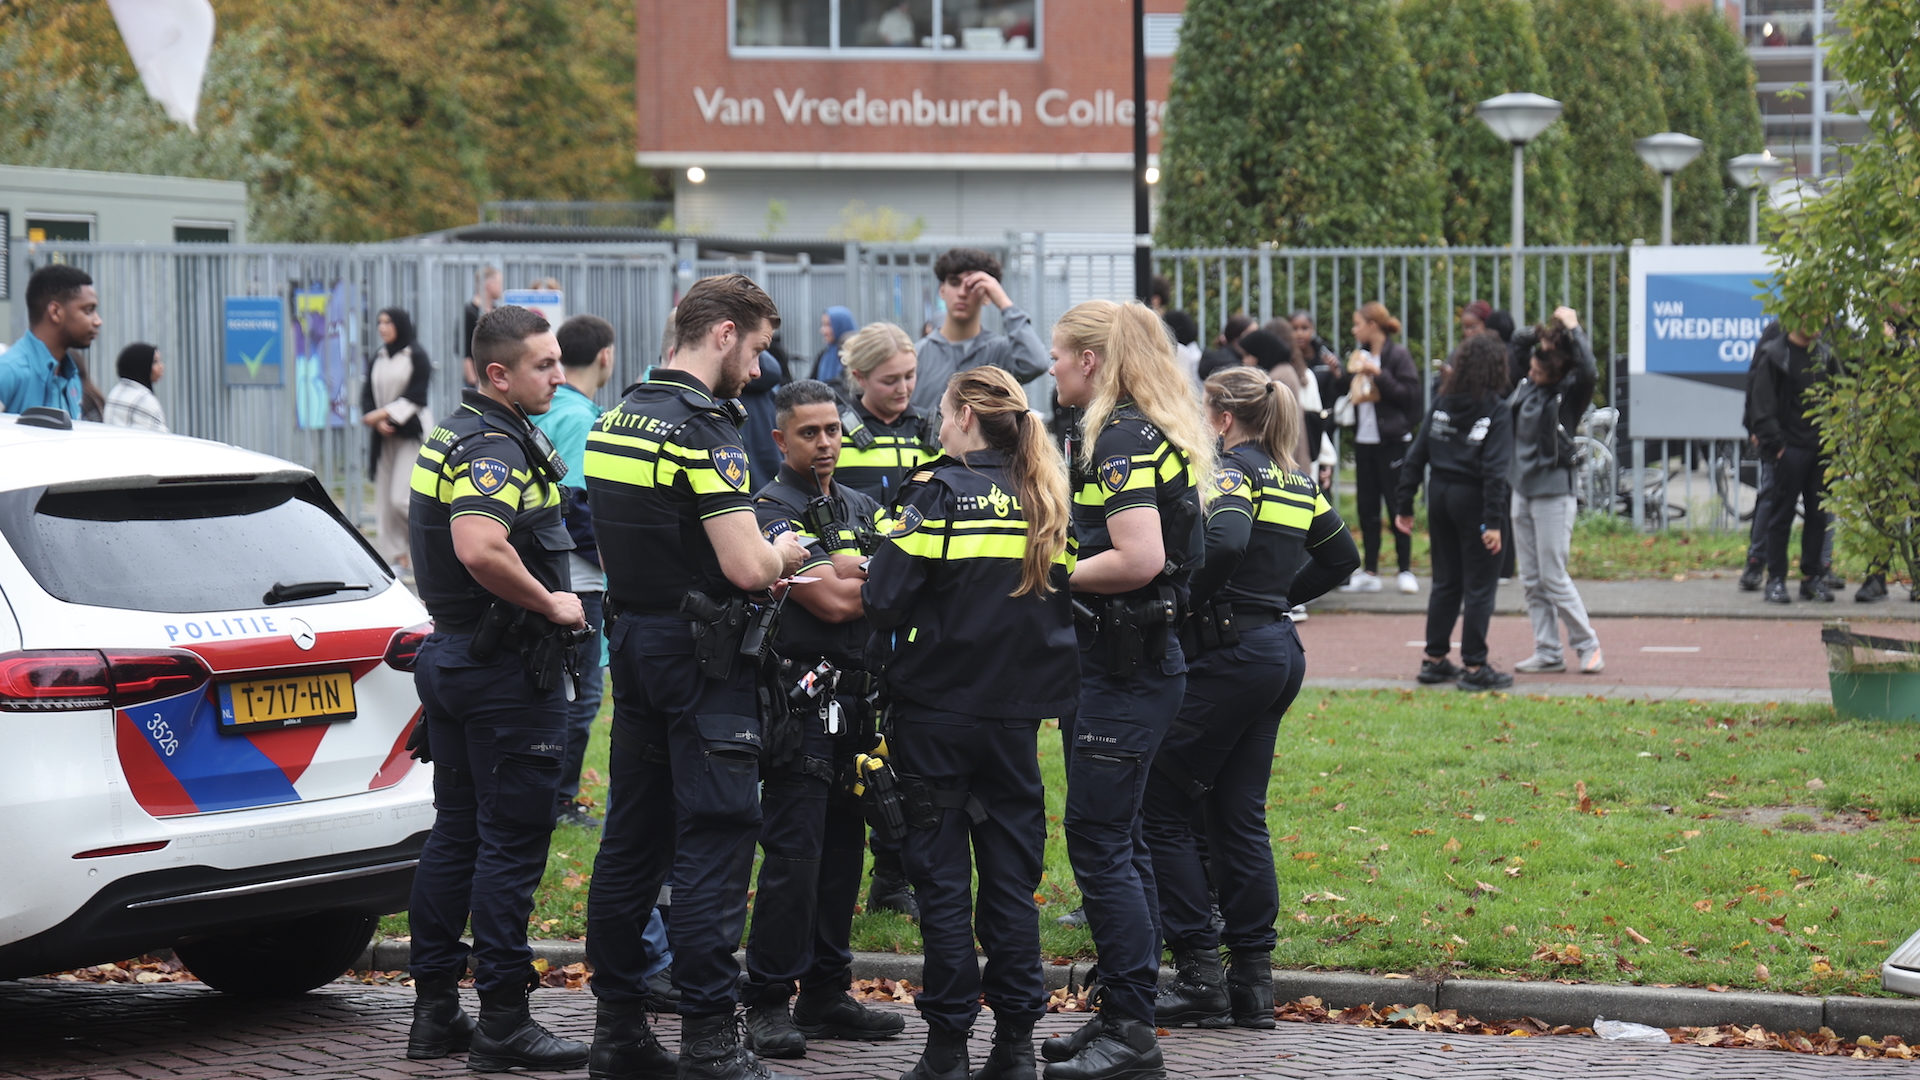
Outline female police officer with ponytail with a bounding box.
[1146,368,1359,1031]
[861,366,1077,1080]
[1044,299,1216,1080]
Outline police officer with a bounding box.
[740,379,905,1058]
[1146,368,1359,1029]
[828,321,933,920]
[1043,299,1216,1080]
[584,274,808,1080]
[404,305,590,1073]
[863,366,1079,1080]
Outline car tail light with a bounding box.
[0,649,211,712]
[106,650,211,707]
[0,651,112,710]
[385,622,433,672]
[74,840,169,858]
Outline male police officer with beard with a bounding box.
[404,305,590,1072]
[740,379,905,1059]
[585,275,809,1080]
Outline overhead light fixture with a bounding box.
[686,167,707,184]
[1762,21,1774,36]
[1144,166,1160,185]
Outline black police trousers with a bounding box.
[743,701,865,999]
[1143,620,1305,953]
[1062,637,1187,1026]
[587,613,764,1017]
[892,700,1049,1035]
[409,632,567,993]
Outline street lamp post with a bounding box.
[1726,152,1789,244]
[1634,132,1705,245]
[1476,92,1563,323]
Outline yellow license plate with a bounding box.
[218,671,357,731]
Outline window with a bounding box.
[174,221,233,243]
[733,0,1038,55]
[25,215,93,242]
[0,480,393,613]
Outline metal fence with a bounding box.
[14,236,1739,533]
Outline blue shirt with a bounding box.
[0,333,84,418]
[530,384,602,491]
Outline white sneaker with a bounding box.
[1339,571,1383,593]
[1514,654,1566,674]
[1578,647,1605,674]
[1287,604,1309,622]
[1397,571,1420,595]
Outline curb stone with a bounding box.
[354,941,1920,1041]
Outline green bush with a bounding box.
[1680,5,1767,242]
[1399,0,1575,248]
[1530,0,1668,245]
[1158,0,1444,248]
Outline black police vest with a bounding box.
[755,474,880,667]
[1069,406,1204,605]
[834,398,935,507]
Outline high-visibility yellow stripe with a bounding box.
[1256,499,1314,529]
[584,447,656,488]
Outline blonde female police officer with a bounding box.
[1044,299,1216,1080]
[833,322,936,508]
[862,366,1078,1080]
[1145,368,1358,1030]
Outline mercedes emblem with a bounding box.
[288,618,317,651]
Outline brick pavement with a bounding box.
[1,980,1912,1080]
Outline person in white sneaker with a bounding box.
[1507,309,1603,676]
[1336,302,1420,594]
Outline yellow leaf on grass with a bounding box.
[1442,837,1462,853]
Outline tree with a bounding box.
[1680,5,1766,243]
[1533,0,1667,245]
[1158,0,1444,248]
[1399,0,1575,248]
[1770,0,1920,590]
[1635,2,1725,244]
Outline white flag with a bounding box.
[106,0,216,133]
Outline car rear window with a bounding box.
[0,479,393,613]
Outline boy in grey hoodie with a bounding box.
[910,248,1048,413]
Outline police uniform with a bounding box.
[1063,404,1202,1031]
[863,450,1079,1038]
[406,389,572,995]
[833,396,935,505]
[1143,443,1357,1025]
[741,466,884,1021]
[582,368,768,1023]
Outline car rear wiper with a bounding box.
[263,580,371,605]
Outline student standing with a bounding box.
[1336,302,1421,595]
[361,308,432,570]
[911,248,1049,413]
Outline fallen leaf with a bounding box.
[1442,837,1462,853]
[1694,899,1714,913]
[1807,778,1827,791]
[1625,927,1653,946]
[1755,963,1771,981]
[1576,780,1592,814]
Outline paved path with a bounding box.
[1293,612,1920,704]
[1308,574,1920,621]
[1,980,1912,1080]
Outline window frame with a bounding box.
[24,213,95,243]
[173,219,235,243]
[729,0,1043,60]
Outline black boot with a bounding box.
[970,1017,1036,1080]
[680,1012,797,1080]
[1857,573,1889,603]
[868,867,921,921]
[792,987,906,1041]
[742,987,807,1059]
[1225,949,1275,1030]
[405,973,475,1060]
[466,981,589,1073]
[900,1022,970,1080]
[1153,947,1230,1029]
[1041,1013,1165,1080]
[588,998,677,1080]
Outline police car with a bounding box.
[0,410,433,995]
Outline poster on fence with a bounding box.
[293,283,355,430]
[501,288,564,328]
[223,297,284,386]
[1628,245,1778,440]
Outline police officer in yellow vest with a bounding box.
[404,305,590,1073]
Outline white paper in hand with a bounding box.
[106,0,216,132]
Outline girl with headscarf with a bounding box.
[104,343,167,431]
[813,306,857,386]
[361,307,433,568]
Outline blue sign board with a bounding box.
[1643,273,1775,375]
[223,296,284,386]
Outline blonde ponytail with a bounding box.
[947,367,1070,596]
[1053,299,1217,500]
[1204,367,1302,470]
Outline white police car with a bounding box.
[0,409,433,995]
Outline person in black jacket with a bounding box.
[1738,320,1786,592]
[361,307,433,569]
[1338,302,1422,594]
[1749,319,1839,604]
[1396,333,1514,690]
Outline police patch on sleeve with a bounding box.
[1100,454,1132,493]
[1215,467,1247,496]
[470,458,511,496]
[887,505,924,538]
[712,445,751,490]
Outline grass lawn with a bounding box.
[380,679,1920,997]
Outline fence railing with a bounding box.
[14,236,1733,534]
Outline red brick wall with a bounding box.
[636,0,1181,157]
